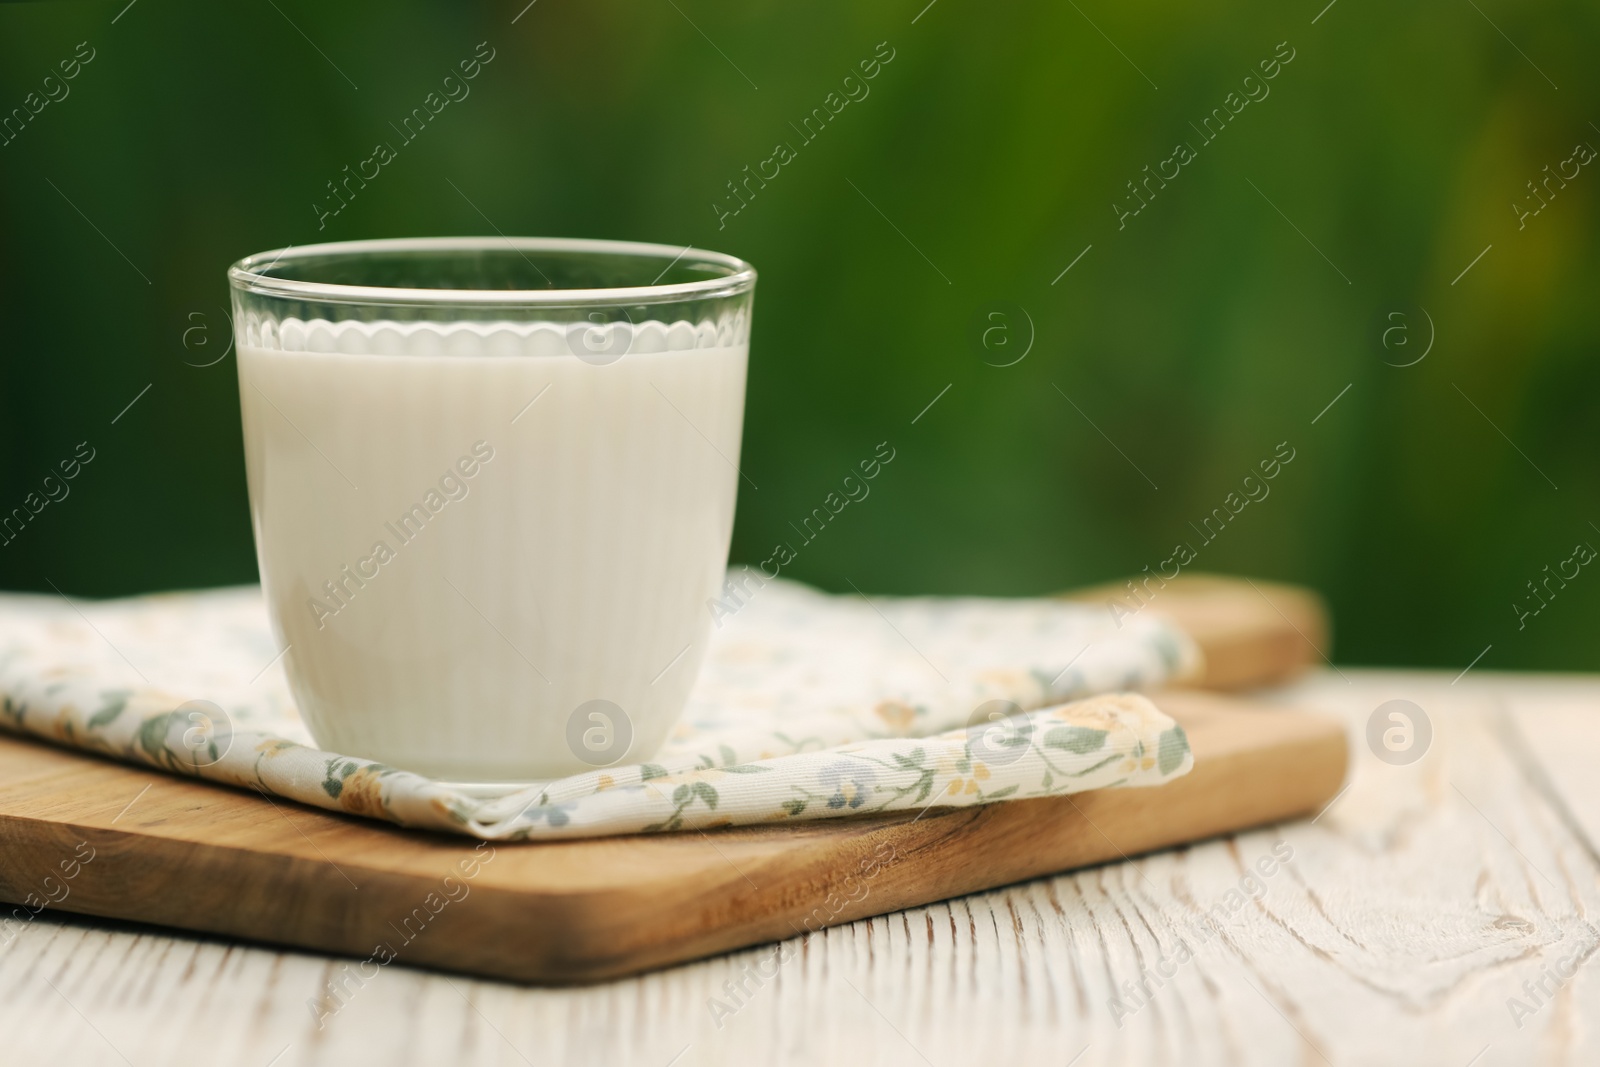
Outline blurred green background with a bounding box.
[1,0,1596,671]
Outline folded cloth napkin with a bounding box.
[0,577,1201,839]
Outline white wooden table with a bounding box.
[3,669,1596,1067]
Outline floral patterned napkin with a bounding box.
[0,577,1200,839]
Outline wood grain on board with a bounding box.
[9,673,1597,1067]
[1063,573,1331,690]
[0,690,1345,984]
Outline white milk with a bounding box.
[237,319,748,779]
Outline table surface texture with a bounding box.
[2,668,1596,1067]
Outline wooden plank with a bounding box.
[1064,573,1330,690]
[0,690,1344,985]
[6,671,1598,1067]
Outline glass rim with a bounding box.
[227,236,757,308]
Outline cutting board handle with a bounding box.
[1061,573,1331,690]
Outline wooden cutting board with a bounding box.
[0,576,1343,984]
[0,692,1344,984]
[1063,572,1330,691]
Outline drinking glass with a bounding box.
[228,237,756,780]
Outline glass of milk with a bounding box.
[228,238,755,781]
